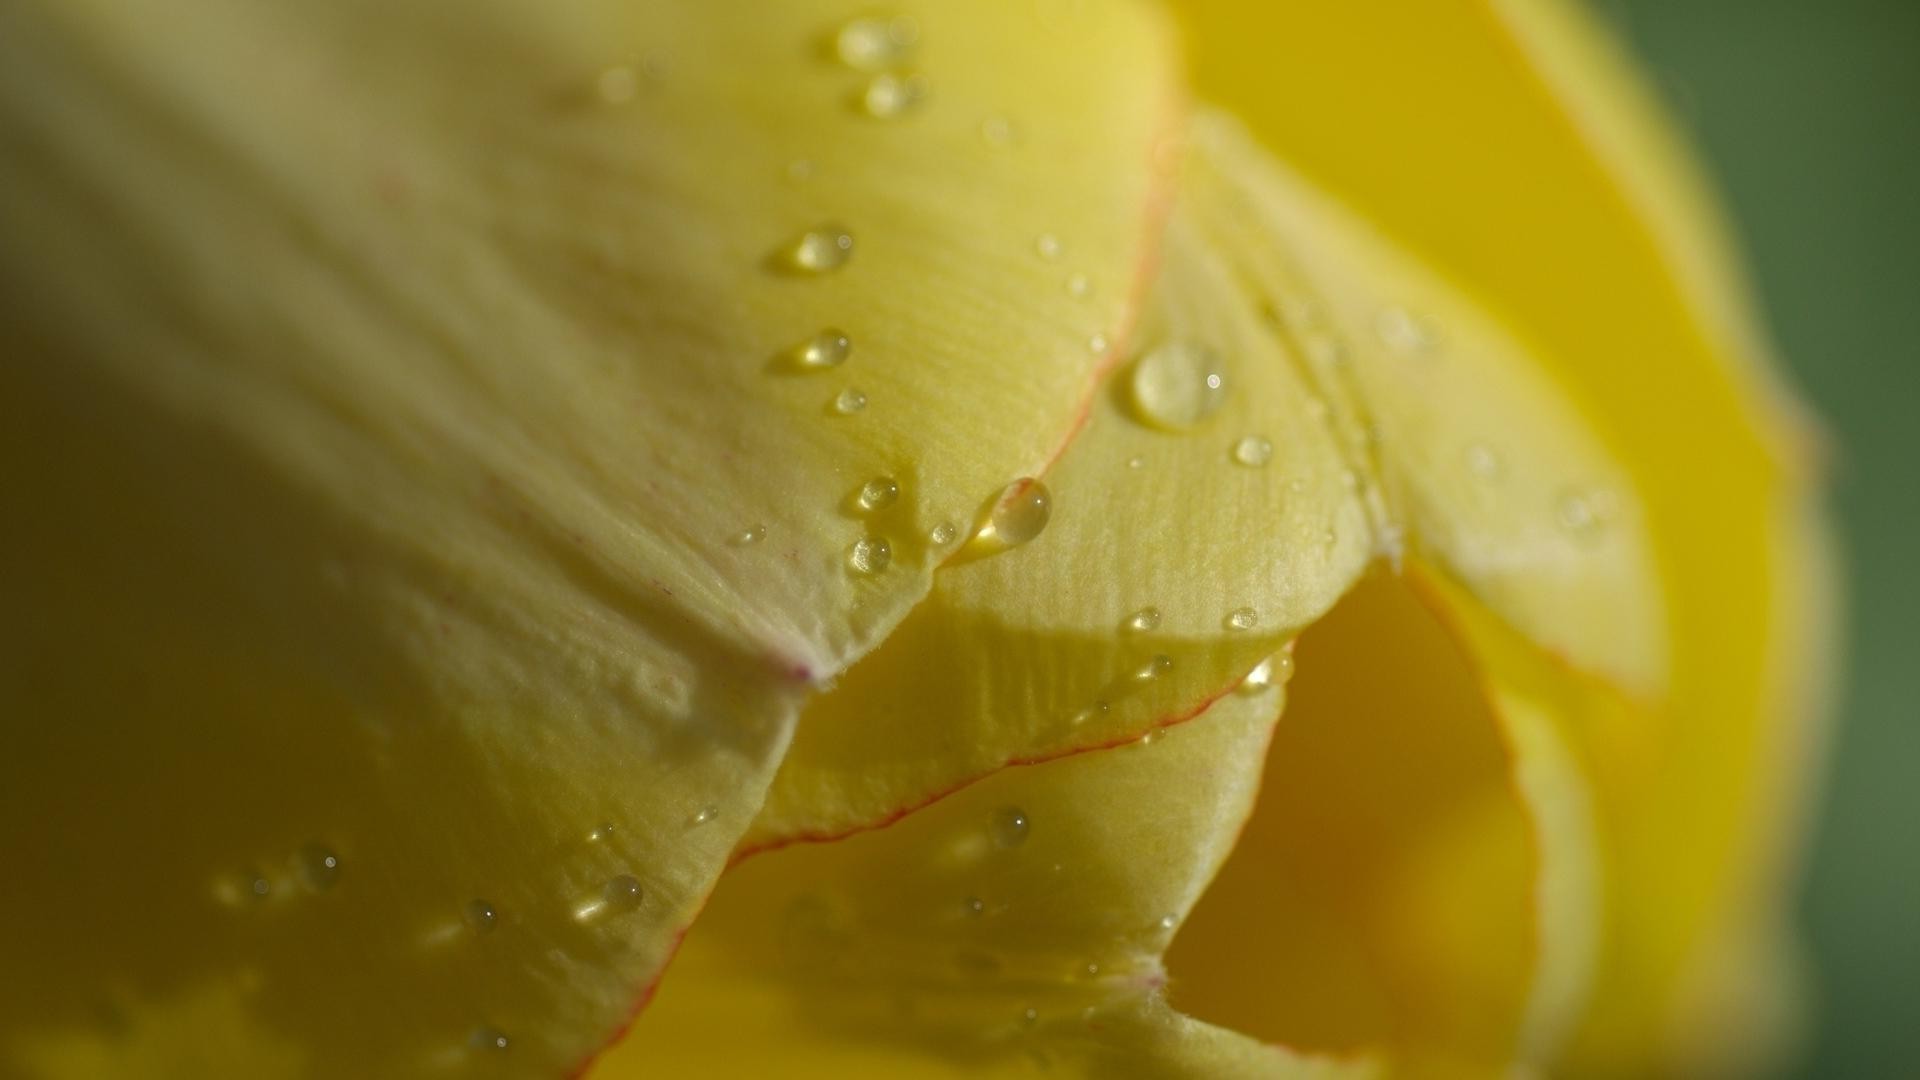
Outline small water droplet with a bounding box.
[1376,306,1437,352]
[835,14,918,71]
[1555,488,1608,541]
[1129,342,1227,430]
[1087,332,1109,354]
[1022,1006,1040,1026]
[297,843,340,891]
[790,328,851,371]
[730,524,767,546]
[470,1026,511,1053]
[1464,443,1503,480]
[246,869,271,899]
[1224,607,1258,632]
[589,822,616,843]
[1126,456,1145,470]
[832,387,868,415]
[847,535,892,575]
[981,115,1017,146]
[689,805,719,827]
[595,65,639,105]
[990,806,1030,849]
[977,479,1051,549]
[1083,961,1101,977]
[929,521,960,546]
[464,899,497,934]
[1065,272,1090,298]
[779,224,855,274]
[963,896,986,917]
[859,72,928,119]
[1035,233,1063,260]
[1124,606,1161,633]
[603,874,643,911]
[1232,435,1273,467]
[1070,699,1111,726]
[855,476,900,513]
[1133,654,1173,683]
[1158,913,1179,931]
[785,158,815,184]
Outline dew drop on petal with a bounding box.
[929,521,960,546]
[297,843,340,891]
[835,14,918,71]
[1035,233,1063,260]
[1130,342,1227,430]
[859,72,928,118]
[1375,306,1437,352]
[1132,654,1173,683]
[981,114,1017,146]
[977,479,1051,549]
[1232,435,1273,467]
[791,328,851,370]
[1065,272,1090,298]
[831,387,868,416]
[1158,913,1178,931]
[730,524,767,546]
[1555,488,1609,541]
[847,535,892,575]
[1465,442,1503,480]
[779,224,855,274]
[588,822,616,843]
[689,805,719,827]
[1224,606,1258,632]
[855,476,900,513]
[1124,606,1161,633]
[963,896,986,917]
[470,1026,510,1053]
[464,899,498,934]
[603,874,643,911]
[990,806,1030,849]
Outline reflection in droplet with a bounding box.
[847,535,893,575]
[1065,272,1090,298]
[1224,607,1258,632]
[855,476,900,513]
[464,899,498,935]
[930,521,960,546]
[790,328,851,371]
[1237,651,1294,695]
[1130,342,1227,430]
[1124,606,1161,633]
[832,387,868,415]
[1375,306,1437,352]
[1232,435,1273,468]
[777,224,855,274]
[973,478,1051,551]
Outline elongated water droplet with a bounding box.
[689,805,719,827]
[1238,651,1294,695]
[832,387,868,415]
[990,807,1030,849]
[1130,342,1226,430]
[790,328,851,371]
[730,524,766,546]
[1232,435,1273,467]
[470,1026,510,1053]
[1070,699,1110,726]
[835,14,918,70]
[1133,654,1173,683]
[855,476,900,513]
[588,822,616,843]
[1124,607,1161,633]
[859,72,928,118]
[1224,607,1258,632]
[977,479,1051,549]
[297,843,340,891]
[778,224,855,273]
[464,899,497,934]
[847,535,892,575]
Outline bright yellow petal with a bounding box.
[1172,0,1833,1070]
[0,0,1179,1074]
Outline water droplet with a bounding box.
[1124,606,1161,633]
[1022,1007,1040,1025]
[589,822,616,843]
[1070,700,1111,726]
[929,521,960,546]
[1126,456,1145,470]
[246,869,271,899]
[981,115,1017,146]
[976,479,1051,549]
[847,535,892,575]
[1375,306,1436,352]
[470,1026,511,1053]
[990,806,1030,849]
[963,896,986,917]
[1133,654,1173,683]
[1083,962,1101,977]
[1035,233,1063,260]
[1224,607,1258,632]
[790,328,851,371]
[464,899,497,934]
[855,476,900,513]
[785,158,815,184]
[689,805,719,827]
[859,72,928,119]
[1087,332,1109,354]
[595,65,639,105]
[1555,488,1608,541]
[1237,651,1294,695]
[1464,443,1503,480]
[730,524,766,546]
[1065,272,1090,298]
[835,14,918,71]
[832,387,868,415]
[297,843,340,891]
[1232,435,1273,467]
[603,874,643,911]
[779,224,855,274]
[1129,342,1227,430]
[1158,913,1179,931]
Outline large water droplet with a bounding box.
[832,387,868,415]
[847,535,892,575]
[855,476,900,513]
[464,899,498,934]
[1130,342,1227,430]
[1124,606,1161,633]
[835,14,918,71]
[1224,607,1258,632]
[929,521,960,546]
[790,328,851,371]
[1232,435,1273,468]
[778,224,855,274]
[990,807,1030,849]
[976,479,1051,549]
[859,72,928,119]
[297,843,340,891]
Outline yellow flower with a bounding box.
[0,2,1829,1079]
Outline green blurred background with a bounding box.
[1607,2,1919,1075]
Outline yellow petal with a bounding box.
[598,690,1376,1079]
[0,0,1179,1073]
[1172,0,1833,1070]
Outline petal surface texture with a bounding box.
[0,0,1177,1075]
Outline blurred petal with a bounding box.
[0,0,1178,1073]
